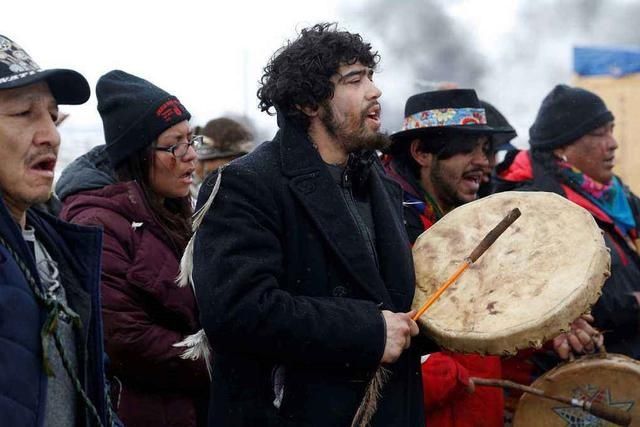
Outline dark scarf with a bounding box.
[382,155,443,229]
[345,149,377,193]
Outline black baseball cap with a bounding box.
[0,34,89,105]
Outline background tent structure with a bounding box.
[573,46,640,193]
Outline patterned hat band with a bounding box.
[402,107,487,131]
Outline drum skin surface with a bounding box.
[412,191,610,355]
[514,353,640,426]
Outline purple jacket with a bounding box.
[60,179,208,427]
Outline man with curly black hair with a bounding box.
[192,23,425,426]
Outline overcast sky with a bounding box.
[2,0,360,170]
[5,1,347,127]
[2,0,519,124]
[3,0,571,171]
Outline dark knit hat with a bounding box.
[529,84,614,150]
[0,34,89,104]
[96,70,191,168]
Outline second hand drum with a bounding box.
[411,191,611,355]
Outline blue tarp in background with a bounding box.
[574,46,640,77]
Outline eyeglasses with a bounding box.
[154,135,204,158]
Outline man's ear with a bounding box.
[297,104,319,117]
[410,139,433,168]
[553,147,569,162]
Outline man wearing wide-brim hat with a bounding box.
[190,117,254,201]
[384,88,605,426]
[384,89,514,240]
[382,88,513,426]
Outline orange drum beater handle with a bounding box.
[413,208,521,322]
[412,261,469,321]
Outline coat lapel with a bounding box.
[368,164,416,311]
[279,124,393,307]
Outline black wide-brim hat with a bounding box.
[0,35,89,105]
[389,89,514,151]
[480,100,518,151]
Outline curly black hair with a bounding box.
[257,22,380,130]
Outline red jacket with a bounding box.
[422,352,503,426]
[61,181,209,427]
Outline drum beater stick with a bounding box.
[413,207,521,321]
[352,208,522,427]
[472,377,632,426]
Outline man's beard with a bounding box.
[430,159,467,211]
[320,103,390,153]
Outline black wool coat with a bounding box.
[192,120,424,426]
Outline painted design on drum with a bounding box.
[551,384,634,426]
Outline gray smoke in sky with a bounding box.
[344,0,640,145]
[491,0,640,143]
[515,0,640,46]
[343,0,488,134]
[355,0,487,86]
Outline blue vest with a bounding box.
[0,199,110,426]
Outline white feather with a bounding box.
[173,329,212,378]
[177,237,195,288]
[350,366,392,427]
[177,169,223,288]
[174,169,224,376]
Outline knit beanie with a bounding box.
[529,84,614,150]
[96,70,191,168]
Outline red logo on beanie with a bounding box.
[156,99,184,122]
